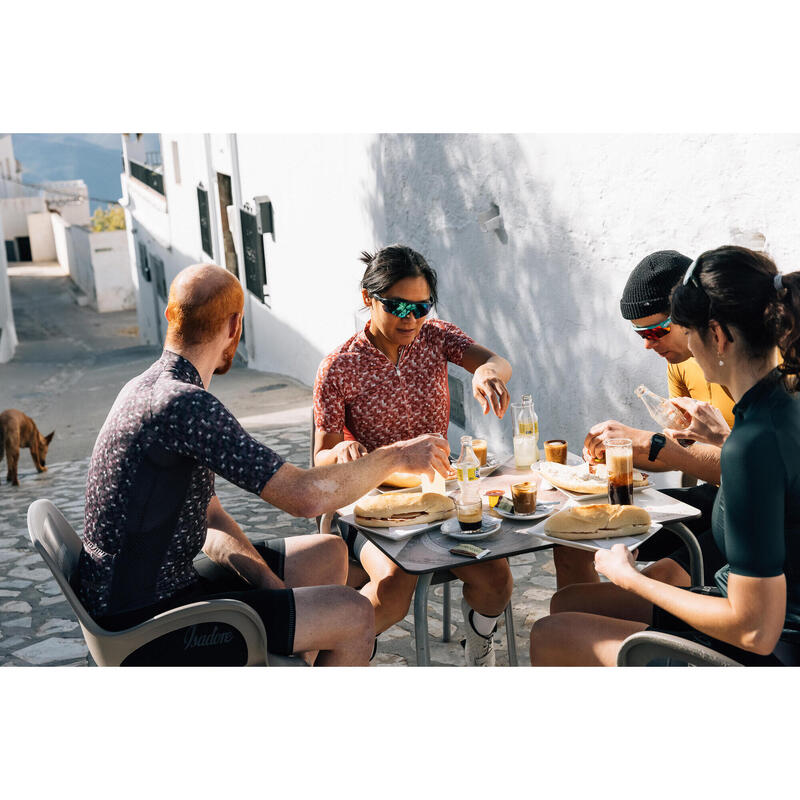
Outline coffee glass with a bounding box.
[456,497,483,531]
[471,438,488,467]
[511,481,538,515]
[543,439,568,464]
[605,438,633,505]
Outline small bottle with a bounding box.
[635,384,695,447]
[455,435,481,501]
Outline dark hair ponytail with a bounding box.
[671,245,800,391]
[360,244,438,304]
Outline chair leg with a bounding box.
[413,573,433,666]
[504,604,518,666]
[442,580,451,642]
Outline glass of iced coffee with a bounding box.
[605,438,634,505]
[471,438,488,467]
[511,481,538,515]
[543,439,568,464]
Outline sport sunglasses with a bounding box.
[632,316,672,340]
[372,293,433,319]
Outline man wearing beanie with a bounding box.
[552,250,733,592]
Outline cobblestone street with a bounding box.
[0,423,557,666]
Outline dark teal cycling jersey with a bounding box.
[712,368,800,638]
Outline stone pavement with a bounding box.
[0,424,558,667]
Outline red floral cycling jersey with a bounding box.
[313,319,475,451]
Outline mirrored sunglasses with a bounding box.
[372,293,433,319]
[632,316,672,340]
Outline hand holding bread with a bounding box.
[384,433,451,481]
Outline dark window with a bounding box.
[137,242,151,282]
[151,255,167,301]
[5,240,17,263]
[129,160,165,195]
[197,187,213,258]
[16,237,32,262]
[240,208,269,305]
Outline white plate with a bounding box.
[555,483,653,502]
[338,513,448,542]
[441,514,502,541]
[524,521,662,553]
[493,501,559,522]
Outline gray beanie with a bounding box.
[620,250,692,320]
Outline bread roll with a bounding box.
[543,504,651,540]
[354,492,456,528]
[381,471,422,489]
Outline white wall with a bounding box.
[376,133,800,452]
[52,214,94,303]
[27,211,57,262]
[126,133,800,457]
[235,134,380,383]
[0,195,46,241]
[90,229,134,312]
[0,214,17,363]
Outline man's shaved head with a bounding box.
[165,263,244,347]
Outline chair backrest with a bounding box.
[27,498,103,635]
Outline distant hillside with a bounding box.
[11,134,124,213]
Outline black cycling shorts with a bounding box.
[95,540,296,665]
[337,518,369,562]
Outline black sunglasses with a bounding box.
[372,293,433,319]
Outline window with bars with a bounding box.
[197,186,213,258]
[240,207,270,306]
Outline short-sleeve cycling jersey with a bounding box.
[313,319,475,451]
[712,369,800,637]
[77,350,285,618]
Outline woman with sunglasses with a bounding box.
[313,244,514,665]
[531,245,800,665]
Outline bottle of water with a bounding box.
[455,435,481,501]
[513,394,540,466]
[635,384,694,447]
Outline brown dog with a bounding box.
[0,409,54,487]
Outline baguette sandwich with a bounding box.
[354,492,456,528]
[543,503,651,540]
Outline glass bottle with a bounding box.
[455,435,481,501]
[512,394,540,466]
[635,384,694,447]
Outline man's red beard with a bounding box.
[214,329,242,375]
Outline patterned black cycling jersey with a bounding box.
[77,350,285,618]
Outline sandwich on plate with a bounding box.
[354,492,456,528]
[543,503,651,540]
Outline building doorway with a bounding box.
[216,172,238,278]
[16,236,32,262]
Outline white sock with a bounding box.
[470,608,500,637]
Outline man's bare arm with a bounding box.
[260,434,451,518]
[203,495,284,590]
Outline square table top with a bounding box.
[338,456,702,576]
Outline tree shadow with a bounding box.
[363,134,662,453]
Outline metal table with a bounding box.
[340,457,704,665]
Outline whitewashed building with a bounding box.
[121,133,800,453]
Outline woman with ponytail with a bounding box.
[531,245,800,665]
[313,244,514,665]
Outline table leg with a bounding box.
[662,521,704,588]
[504,604,518,666]
[442,581,451,642]
[414,573,433,666]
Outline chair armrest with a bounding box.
[617,630,742,667]
[90,599,269,666]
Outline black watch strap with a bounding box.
[648,433,667,462]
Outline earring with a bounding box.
[717,353,724,367]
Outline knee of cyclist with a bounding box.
[319,533,348,574]
[350,591,376,639]
[375,572,414,625]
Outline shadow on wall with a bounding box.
[363,133,656,452]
